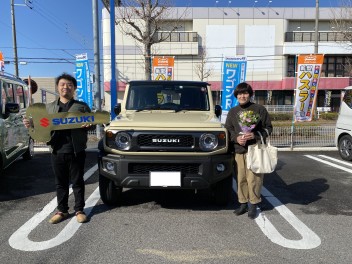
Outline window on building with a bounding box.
[287,56,296,77]
[253,90,266,105]
[287,55,352,77]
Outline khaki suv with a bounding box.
[0,73,35,175]
[98,80,233,205]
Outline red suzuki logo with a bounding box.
[40,118,50,127]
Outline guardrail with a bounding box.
[34,125,336,149]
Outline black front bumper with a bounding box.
[98,154,233,189]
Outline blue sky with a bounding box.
[0,0,341,78]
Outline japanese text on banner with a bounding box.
[75,53,93,109]
[152,57,174,81]
[294,54,324,122]
[220,57,247,123]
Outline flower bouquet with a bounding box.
[238,110,259,133]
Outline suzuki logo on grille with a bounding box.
[39,118,50,127]
[152,138,180,143]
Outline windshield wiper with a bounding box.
[175,107,204,112]
[135,106,161,112]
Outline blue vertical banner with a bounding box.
[220,57,247,123]
[75,53,93,109]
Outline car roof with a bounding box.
[344,86,352,90]
[0,72,26,85]
[128,80,210,86]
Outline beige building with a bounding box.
[22,77,57,104]
[102,6,352,112]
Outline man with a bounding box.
[225,82,273,219]
[23,73,93,224]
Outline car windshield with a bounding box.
[125,83,210,111]
[343,89,352,109]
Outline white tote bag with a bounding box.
[246,131,278,174]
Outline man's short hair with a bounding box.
[55,73,77,88]
[234,82,254,97]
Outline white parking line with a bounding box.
[232,180,321,249]
[9,161,324,251]
[305,155,352,173]
[8,165,100,252]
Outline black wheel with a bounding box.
[338,135,352,161]
[99,174,122,206]
[23,137,34,160]
[211,176,233,205]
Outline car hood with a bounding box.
[109,111,223,129]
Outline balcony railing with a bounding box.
[285,31,348,42]
[153,31,198,42]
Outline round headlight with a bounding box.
[115,132,132,150]
[199,133,218,151]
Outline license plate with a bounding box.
[149,171,181,187]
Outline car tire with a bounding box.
[23,137,34,160]
[338,135,352,161]
[211,175,233,206]
[99,174,122,206]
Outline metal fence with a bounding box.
[34,125,336,149]
[271,125,335,148]
[264,105,294,113]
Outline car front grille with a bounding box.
[128,163,200,175]
[137,134,194,147]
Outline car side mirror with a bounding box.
[5,102,20,114]
[3,103,20,118]
[215,104,222,118]
[114,103,121,115]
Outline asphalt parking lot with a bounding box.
[1,150,352,264]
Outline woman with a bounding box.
[225,82,273,219]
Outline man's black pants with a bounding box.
[51,151,86,213]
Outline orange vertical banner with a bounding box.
[294,54,324,122]
[152,57,174,81]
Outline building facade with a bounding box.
[102,6,352,112]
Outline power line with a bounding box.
[31,0,92,50]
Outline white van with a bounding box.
[335,86,352,161]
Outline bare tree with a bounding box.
[344,57,352,76]
[194,47,213,81]
[330,0,352,45]
[330,0,352,77]
[101,0,121,10]
[103,0,186,80]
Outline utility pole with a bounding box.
[110,0,117,120]
[314,0,319,53]
[11,0,19,77]
[92,0,103,138]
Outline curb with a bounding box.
[35,147,337,153]
[278,147,337,151]
[34,147,99,153]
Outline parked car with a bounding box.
[98,80,233,206]
[335,86,352,161]
[0,72,36,176]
